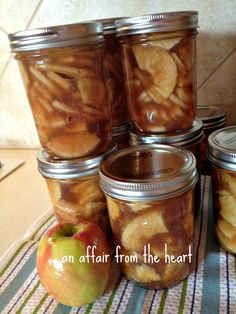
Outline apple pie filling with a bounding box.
[106,189,194,289]
[16,46,112,159]
[46,175,111,236]
[119,31,197,133]
[99,144,197,289]
[211,167,236,254]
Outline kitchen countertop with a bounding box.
[0,149,51,257]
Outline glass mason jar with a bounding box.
[208,126,236,254]
[100,144,197,289]
[112,122,131,149]
[130,118,204,211]
[97,18,130,127]
[9,23,112,159]
[197,106,226,175]
[116,11,198,133]
[37,144,117,237]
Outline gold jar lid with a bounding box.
[99,144,197,200]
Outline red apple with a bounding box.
[36,221,111,306]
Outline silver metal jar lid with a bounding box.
[94,17,127,35]
[208,126,236,171]
[129,119,204,148]
[115,11,198,36]
[197,106,226,129]
[8,22,104,52]
[99,144,197,200]
[37,144,117,179]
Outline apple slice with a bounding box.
[148,36,181,50]
[133,45,177,101]
[218,217,236,239]
[46,130,101,159]
[219,193,236,227]
[216,225,236,253]
[124,263,161,283]
[78,77,106,108]
[121,210,168,251]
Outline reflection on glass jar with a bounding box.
[116,12,198,133]
[197,105,226,175]
[97,18,130,127]
[100,144,197,289]
[9,23,112,159]
[208,126,236,254]
[37,145,117,237]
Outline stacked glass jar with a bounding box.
[115,11,203,164]
[98,12,200,288]
[100,144,198,289]
[116,11,199,134]
[208,126,236,255]
[8,22,117,237]
[114,12,202,209]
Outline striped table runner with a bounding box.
[0,176,235,314]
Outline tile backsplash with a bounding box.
[0,0,236,148]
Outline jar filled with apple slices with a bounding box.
[99,144,197,289]
[9,22,112,159]
[208,126,236,254]
[37,144,117,237]
[116,11,198,133]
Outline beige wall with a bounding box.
[0,0,236,148]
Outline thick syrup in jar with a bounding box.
[106,189,194,289]
[46,175,111,236]
[120,31,197,133]
[100,144,197,289]
[211,166,236,254]
[17,46,112,159]
[103,33,130,126]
